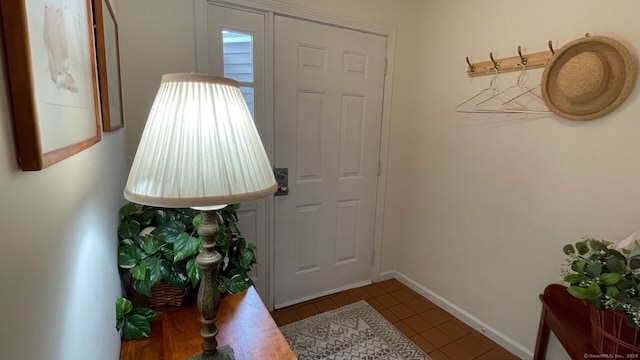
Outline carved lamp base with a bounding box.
[186,345,235,360]
[190,210,235,360]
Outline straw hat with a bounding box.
[541,35,636,120]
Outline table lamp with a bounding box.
[124,73,277,359]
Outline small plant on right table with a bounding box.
[562,237,640,329]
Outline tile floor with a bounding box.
[270,278,520,360]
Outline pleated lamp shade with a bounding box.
[124,73,277,208]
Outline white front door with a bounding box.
[273,16,387,308]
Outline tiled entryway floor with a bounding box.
[271,278,519,360]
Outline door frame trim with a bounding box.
[194,0,396,310]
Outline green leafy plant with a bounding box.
[115,297,159,340]
[118,203,202,297]
[562,237,640,329]
[117,202,257,297]
[215,204,258,294]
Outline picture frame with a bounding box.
[0,0,101,171]
[93,0,124,132]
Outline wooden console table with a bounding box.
[120,286,296,360]
[533,284,596,359]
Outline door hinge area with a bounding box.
[384,59,388,75]
[377,161,382,176]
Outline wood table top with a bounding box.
[120,286,296,360]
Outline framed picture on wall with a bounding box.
[93,0,124,132]
[0,0,101,171]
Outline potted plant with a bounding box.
[561,237,640,353]
[118,203,200,306]
[117,202,257,306]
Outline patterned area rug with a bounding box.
[280,300,431,360]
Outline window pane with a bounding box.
[222,31,254,117]
[240,86,254,117]
[222,31,253,82]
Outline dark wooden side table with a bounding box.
[533,283,596,359]
[120,286,296,360]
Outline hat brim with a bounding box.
[541,36,636,121]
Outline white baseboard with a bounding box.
[378,270,533,360]
[274,279,373,309]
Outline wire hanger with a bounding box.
[455,68,501,113]
[501,83,550,113]
[474,63,548,113]
[501,61,551,113]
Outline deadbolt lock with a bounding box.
[274,168,289,196]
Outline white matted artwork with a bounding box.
[0,0,101,171]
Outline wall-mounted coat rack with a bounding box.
[466,41,555,77]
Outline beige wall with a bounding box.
[384,0,640,356]
[0,6,127,358]
[117,0,640,358]
[118,0,197,160]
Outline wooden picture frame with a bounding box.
[0,0,101,171]
[93,0,124,132]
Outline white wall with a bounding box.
[0,8,127,360]
[382,0,640,358]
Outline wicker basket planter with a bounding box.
[590,306,640,355]
[148,281,192,308]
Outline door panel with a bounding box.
[274,16,386,307]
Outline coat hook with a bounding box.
[548,40,555,55]
[466,56,475,73]
[489,52,500,70]
[517,45,527,66]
